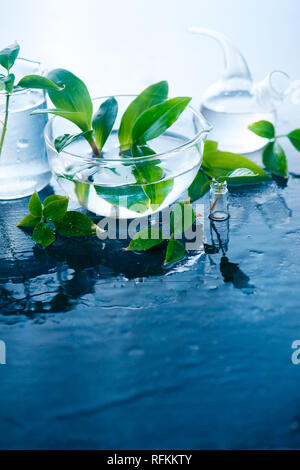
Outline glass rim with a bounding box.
[44,94,212,164]
[0,57,42,96]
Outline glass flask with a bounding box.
[0,58,50,199]
[189,27,298,153]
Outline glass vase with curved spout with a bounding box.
[189,27,297,154]
[0,58,51,199]
[45,95,212,219]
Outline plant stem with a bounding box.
[86,135,100,157]
[0,92,10,157]
[275,134,286,139]
[210,184,222,213]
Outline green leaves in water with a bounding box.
[94,184,150,214]
[92,97,118,151]
[18,191,97,248]
[118,81,168,153]
[132,97,191,145]
[131,144,174,210]
[0,42,20,71]
[54,131,94,153]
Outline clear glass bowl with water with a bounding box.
[45,95,211,218]
[0,59,51,199]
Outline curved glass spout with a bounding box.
[188,26,252,83]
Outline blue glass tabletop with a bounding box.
[0,135,300,450]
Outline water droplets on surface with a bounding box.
[17,138,29,149]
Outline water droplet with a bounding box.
[128,348,144,357]
[17,139,29,149]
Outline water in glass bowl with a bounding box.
[52,130,202,219]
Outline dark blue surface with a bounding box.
[0,143,300,450]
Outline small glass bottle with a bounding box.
[209,181,229,221]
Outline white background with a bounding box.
[1,0,300,108]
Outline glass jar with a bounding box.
[209,181,229,221]
[0,58,51,200]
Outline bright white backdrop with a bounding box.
[1,0,300,109]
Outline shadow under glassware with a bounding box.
[0,58,50,200]
[45,95,212,219]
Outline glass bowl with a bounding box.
[45,95,211,218]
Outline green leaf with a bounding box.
[43,197,69,222]
[54,211,96,236]
[31,108,89,132]
[0,76,5,91]
[46,69,93,131]
[204,140,218,154]
[131,144,173,209]
[43,194,69,207]
[132,97,191,144]
[119,81,168,153]
[131,145,159,184]
[171,202,195,237]
[164,238,186,265]
[74,181,90,207]
[32,222,55,248]
[226,168,257,178]
[0,42,20,71]
[248,120,275,139]
[202,151,271,184]
[287,129,300,151]
[92,97,118,151]
[262,141,288,178]
[94,184,149,213]
[2,73,15,93]
[17,214,41,227]
[28,191,42,218]
[144,179,174,210]
[188,168,210,201]
[127,227,164,251]
[17,74,62,91]
[54,130,94,153]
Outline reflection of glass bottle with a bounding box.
[209,181,229,221]
[189,27,297,153]
[210,218,229,254]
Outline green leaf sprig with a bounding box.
[248,120,300,178]
[41,77,190,211]
[0,42,62,157]
[127,200,196,265]
[18,191,98,248]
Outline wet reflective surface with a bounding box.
[1,144,300,449]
